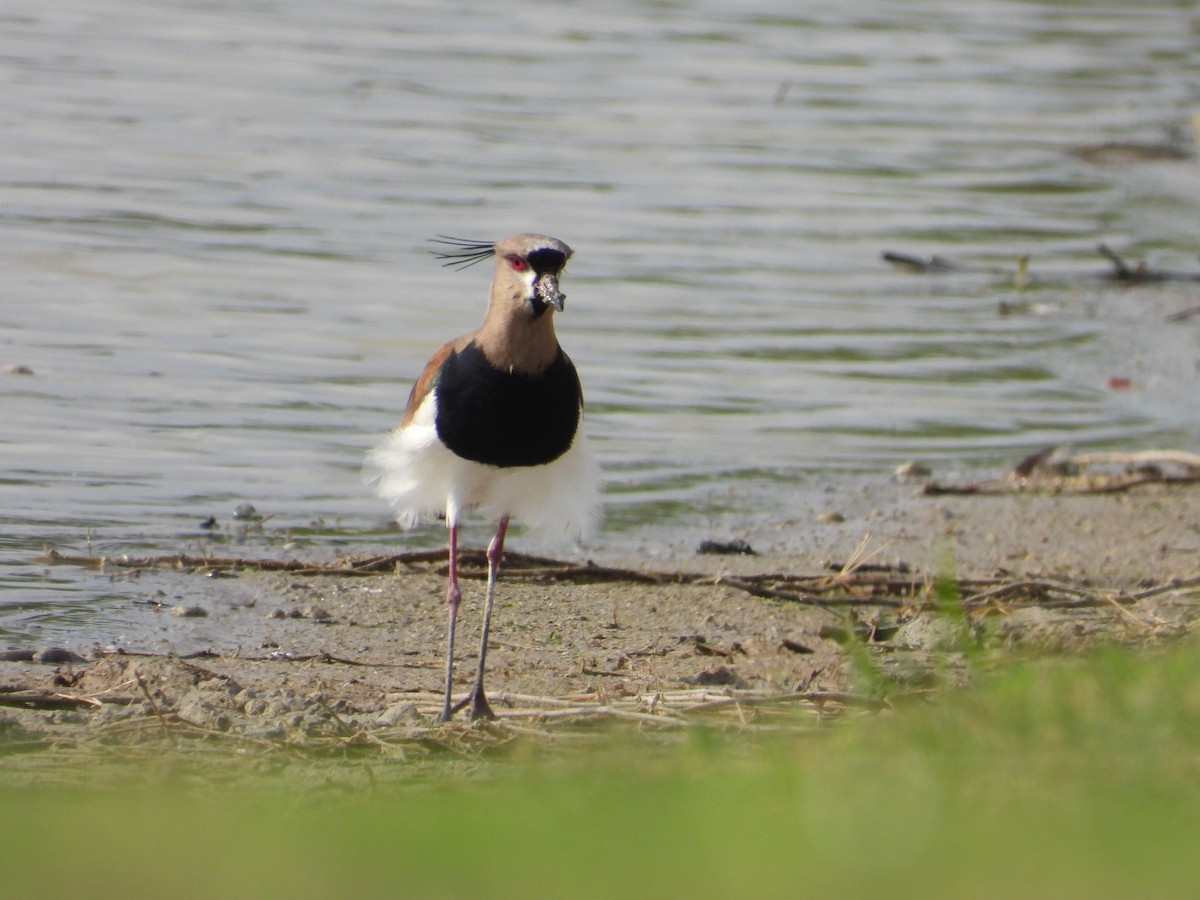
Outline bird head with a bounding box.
[432,233,574,318]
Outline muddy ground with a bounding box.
[2,469,1198,782]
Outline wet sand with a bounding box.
[2,473,1198,770]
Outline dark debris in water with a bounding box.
[697,539,757,556]
[0,647,87,664]
[925,447,1200,496]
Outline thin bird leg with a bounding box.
[438,521,462,724]
[468,516,509,721]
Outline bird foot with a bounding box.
[468,687,496,722]
[437,690,495,723]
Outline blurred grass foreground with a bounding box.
[3,638,1200,898]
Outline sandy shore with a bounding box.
[2,471,1198,766]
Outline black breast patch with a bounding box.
[433,342,582,468]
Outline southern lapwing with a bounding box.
[366,233,600,723]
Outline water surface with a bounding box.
[3,0,1200,643]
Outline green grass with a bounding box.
[4,640,1200,898]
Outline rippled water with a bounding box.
[3,0,1200,643]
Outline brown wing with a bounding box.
[399,335,469,427]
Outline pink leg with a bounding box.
[469,516,508,721]
[438,521,462,723]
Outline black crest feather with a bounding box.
[429,235,496,270]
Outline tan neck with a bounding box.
[474,305,560,374]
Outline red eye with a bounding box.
[507,255,527,272]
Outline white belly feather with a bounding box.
[364,391,601,539]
